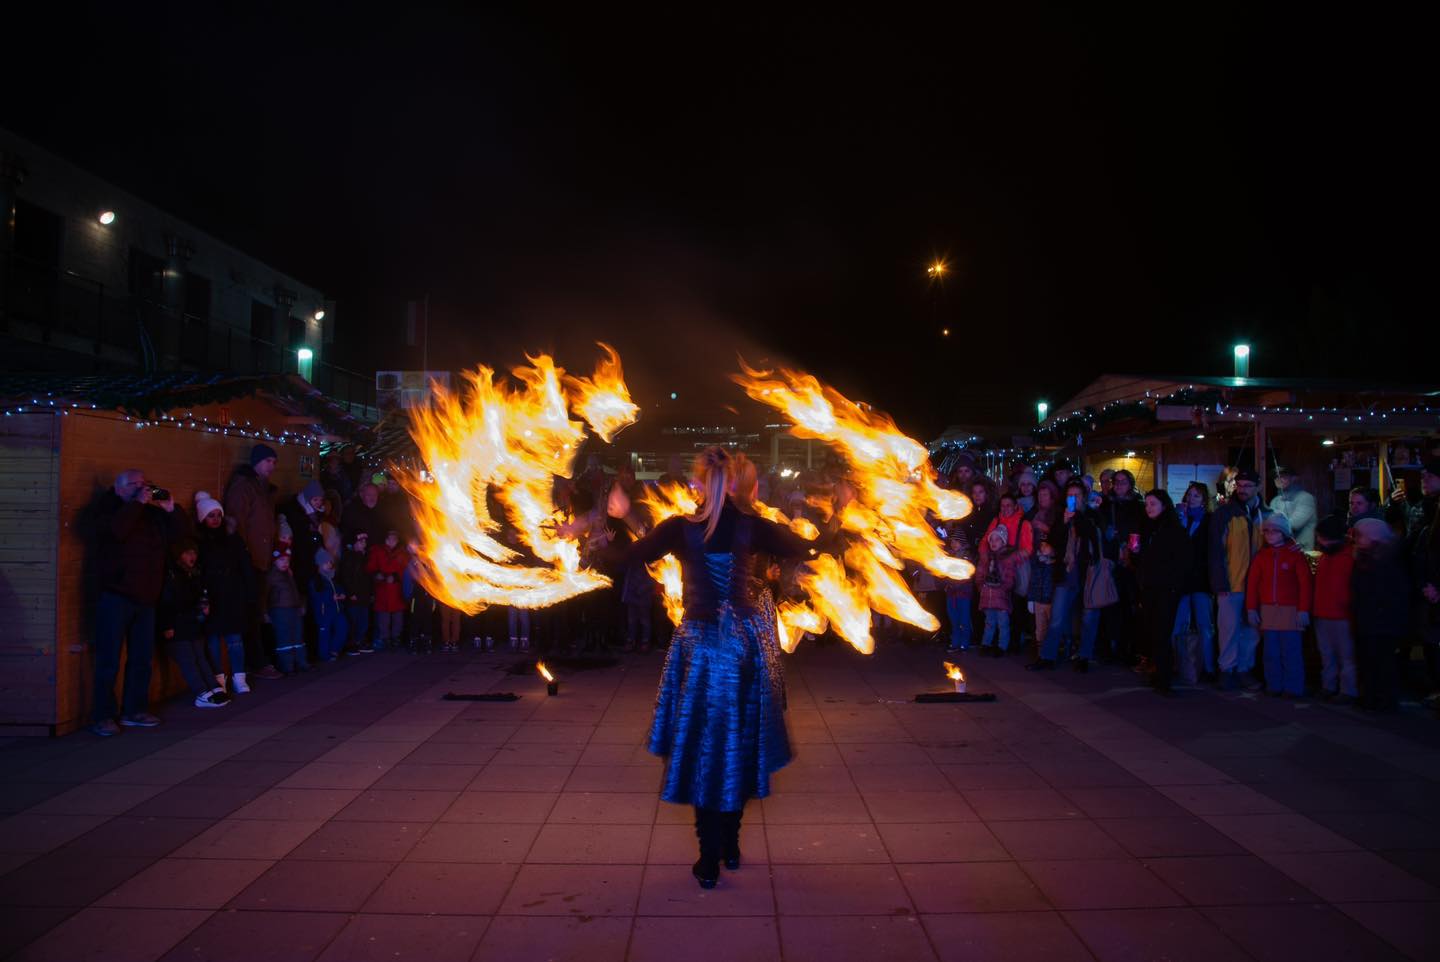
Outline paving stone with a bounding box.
[496,864,642,916]
[922,911,1095,962]
[472,915,631,962]
[95,857,273,909]
[778,914,938,962]
[362,861,518,915]
[315,912,487,962]
[767,823,890,863]
[1063,907,1252,962]
[875,821,1008,862]
[229,859,394,911]
[288,820,430,861]
[1144,854,1320,906]
[157,909,348,962]
[439,791,558,823]
[772,863,913,915]
[987,818,1129,860]
[629,917,780,962]
[406,822,540,862]
[1022,859,1185,910]
[1201,903,1411,962]
[12,907,210,962]
[1262,851,1440,903]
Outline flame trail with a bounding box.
[404,345,638,613]
[734,362,974,654]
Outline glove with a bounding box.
[1297,612,1310,628]
[1247,610,1261,628]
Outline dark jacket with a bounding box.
[1098,493,1144,561]
[1051,509,1101,588]
[196,524,254,635]
[279,494,325,592]
[97,491,186,605]
[159,562,207,643]
[339,547,373,607]
[1208,497,1271,594]
[262,566,303,611]
[309,571,344,622]
[1352,543,1410,638]
[341,498,385,546]
[224,465,277,571]
[1177,507,1211,594]
[1138,513,1193,594]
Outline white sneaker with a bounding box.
[232,673,251,694]
[194,689,230,708]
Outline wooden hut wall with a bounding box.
[53,397,320,734]
[0,414,61,735]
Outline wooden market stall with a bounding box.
[0,373,371,735]
[1037,374,1440,512]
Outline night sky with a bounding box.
[4,4,1427,438]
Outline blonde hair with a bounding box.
[730,453,759,509]
[691,446,735,541]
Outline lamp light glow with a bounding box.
[297,348,314,361]
[97,210,116,225]
[314,309,325,321]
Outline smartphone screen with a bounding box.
[1066,495,1077,512]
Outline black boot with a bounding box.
[692,807,720,889]
[721,810,742,870]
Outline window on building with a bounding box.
[13,200,63,267]
[184,272,211,318]
[129,248,165,300]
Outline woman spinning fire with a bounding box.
[607,446,814,889]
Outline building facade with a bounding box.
[0,127,371,413]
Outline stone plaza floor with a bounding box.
[2,640,1439,961]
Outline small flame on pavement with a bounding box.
[536,661,555,683]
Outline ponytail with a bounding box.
[691,446,734,542]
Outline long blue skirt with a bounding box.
[648,600,791,811]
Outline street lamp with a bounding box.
[97,210,116,225]
[926,260,947,278]
[1233,343,1251,379]
[313,309,325,321]
[297,347,314,382]
[1036,401,1049,424]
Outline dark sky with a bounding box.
[4,4,1428,438]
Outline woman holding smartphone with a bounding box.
[1028,480,1104,672]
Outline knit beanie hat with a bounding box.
[301,479,325,504]
[250,443,279,466]
[195,491,223,520]
[1262,513,1292,539]
[989,524,1009,546]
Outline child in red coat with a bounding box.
[978,527,1020,655]
[367,529,407,650]
[1312,516,1357,703]
[1246,514,1313,696]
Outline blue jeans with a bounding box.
[207,632,246,677]
[1216,591,1257,673]
[1172,592,1215,673]
[93,591,156,721]
[1262,629,1304,695]
[270,607,308,672]
[346,605,370,649]
[316,610,348,661]
[946,594,973,650]
[1039,584,1102,661]
[508,607,531,640]
[981,609,1011,650]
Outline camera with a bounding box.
[148,486,171,502]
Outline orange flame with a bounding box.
[944,661,964,682]
[403,347,639,613]
[537,661,555,683]
[733,361,973,654]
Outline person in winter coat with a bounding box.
[1271,467,1318,549]
[985,492,1035,556]
[309,549,349,662]
[195,493,256,693]
[1312,515,1357,703]
[223,443,283,680]
[1029,480,1104,672]
[262,549,308,674]
[1172,482,1215,684]
[280,479,328,611]
[402,538,436,653]
[1245,513,1314,697]
[339,531,374,653]
[977,527,1020,655]
[1411,460,1440,704]
[367,529,408,649]
[90,469,187,735]
[1136,490,1193,695]
[1347,487,1384,528]
[1351,518,1409,711]
[342,482,385,546]
[943,535,974,653]
[1209,469,1271,691]
[160,540,230,708]
[1096,469,1145,664]
[1027,540,1058,658]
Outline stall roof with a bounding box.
[0,371,375,441]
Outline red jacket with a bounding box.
[984,511,1035,556]
[1245,542,1313,614]
[977,546,1020,610]
[367,544,408,613]
[1313,549,1354,620]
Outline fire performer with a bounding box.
[606,446,816,889]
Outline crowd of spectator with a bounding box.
[87,435,1440,736]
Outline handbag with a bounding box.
[1084,557,1120,609]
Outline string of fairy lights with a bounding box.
[1,399,324,447]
